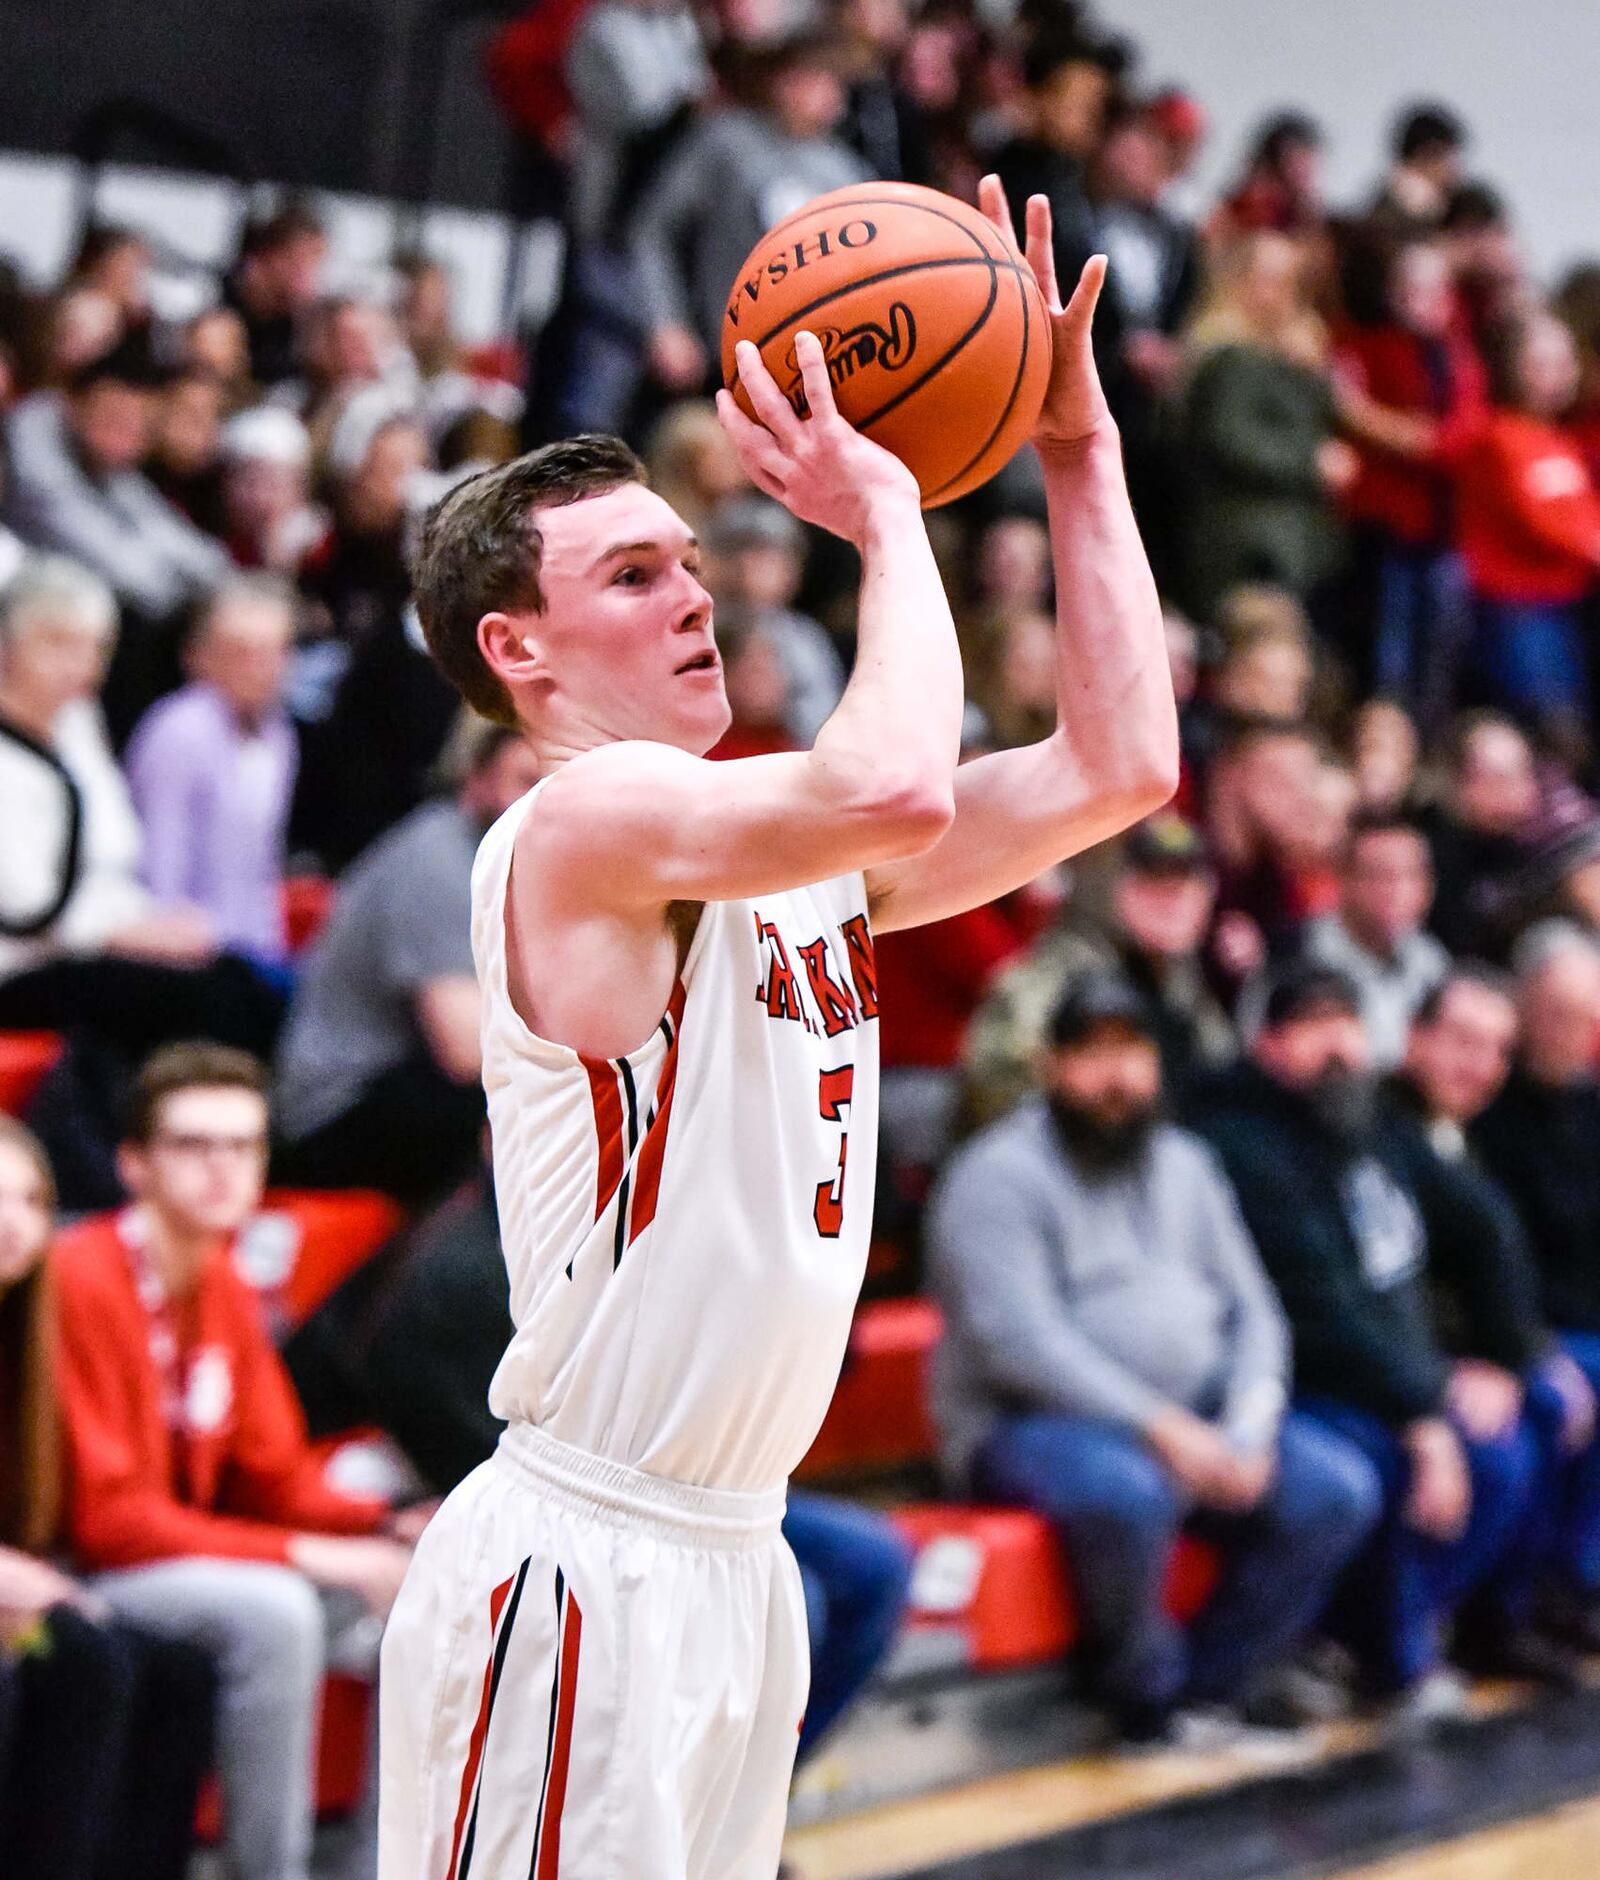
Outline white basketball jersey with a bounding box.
[471,780,881,1494]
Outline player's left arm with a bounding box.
[865,183,1179,936]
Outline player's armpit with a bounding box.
[523,739,953,911]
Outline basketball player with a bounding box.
[379,183,1177,1879]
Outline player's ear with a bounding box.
[478,610,549,695]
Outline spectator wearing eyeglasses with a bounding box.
[51,1044,418,1880]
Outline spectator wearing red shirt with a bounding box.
[1335,240,1488,723]
[1456,312,1600,735]
[53,1044,417,1880]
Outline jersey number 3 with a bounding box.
[814,1065,855,1239]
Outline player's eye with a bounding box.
[613,564,648,587]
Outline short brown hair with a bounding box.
[411,436,648,725]
[125,1043,270,1145]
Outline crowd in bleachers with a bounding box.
[9,0,1600,1871]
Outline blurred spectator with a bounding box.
[2,338,228,675]
[1207,723,1346,967]
[274,725,541,1202]
[1091,95,1202,569]
[930,970,1377,1743]
[1472,930,1600,1639]
[219,405,323,575]
[1422,711,1541,960]
[52,1045,412,1880]
[65,227,153,341]
[1334,239,1487,720]
[964,810,1232,1128]
[1209,112,1324,243]
[1456,311,1600,736]
[222,203,329,390]
[144,368,228,539]
[521,0,709,437]
[1368,105,1469,241]
[633,31,869,394]
[183,305,253,405]
[1439,182,1525,357]
[1192,962,1538,1709]
[1177,233,1354,619]
[124,576,298,966]
[293,414,458,869]
[0,558,282,1061]
[1239,811,1448,1067]
[1475,925,1600,1339]
[705,495,844,741]
[0,1115,216,1880]
[645,400,752,540]
[1387,967,1597,1683]
[832,0,927,182]
[875,845,1053,1187]
[1349,698,1421,816]
[708,611,802,760]
[1181,584,1315,787]
[993,30,1128,382]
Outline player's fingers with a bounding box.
[715,389,791,491]
[733,339,801,444]
[791,330,839,426]
[977,173,1019,251]
[1025,195,1063,312]
[1062,253,1108,335]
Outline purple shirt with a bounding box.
[124,683,298,960]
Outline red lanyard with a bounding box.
[120,1210,197,1500]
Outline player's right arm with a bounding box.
[525,333,964,909]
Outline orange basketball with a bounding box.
[720,181,1052,508]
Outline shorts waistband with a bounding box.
[495,1423,787,1549]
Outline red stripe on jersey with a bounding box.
[446,1568,518,1880]
[578,1056,625,1219]
[533,1588,584,1880]
[626,980,686,1248]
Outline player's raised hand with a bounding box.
[716,333,920,545]
[978,173,1113,452]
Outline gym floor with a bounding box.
[782,1678,1600,1879]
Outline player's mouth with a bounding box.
[674,650,721,677]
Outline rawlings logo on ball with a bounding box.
[783,303,917,415]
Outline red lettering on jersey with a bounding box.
[754,915,804,1023]
[799,937,858,1038]
[840,913,879,1019]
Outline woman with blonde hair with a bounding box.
[0,1117,216,1880]
[1177,231,1357,619]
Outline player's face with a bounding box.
[529,485,730,753]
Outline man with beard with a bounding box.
[1192,961,1543,1716]
[926,969,1378,1746]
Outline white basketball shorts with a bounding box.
[378,1423,808,1880]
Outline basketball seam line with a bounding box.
[734,254,1031,354]
[850,261,1002,439]
[924,257,1036,503]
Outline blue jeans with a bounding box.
[1506,1335,1600,1617]
[1472,596,1589,723]
[1373,540,1469,733]
[784,1490,913,1761]
[971,1411,1379,1714]
[1297,1398,1539,1693]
